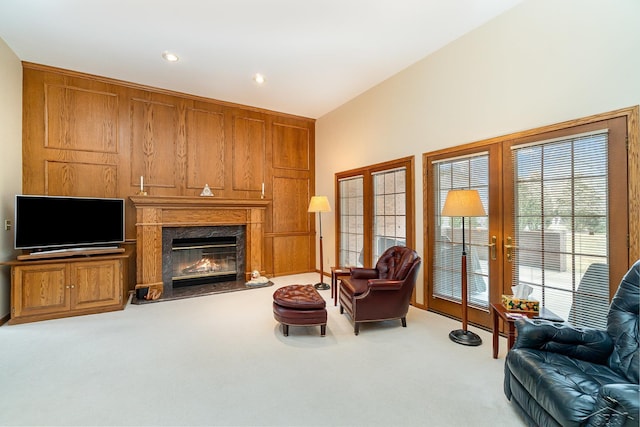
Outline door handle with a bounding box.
[487,236,497,261]
[504,236,518,263]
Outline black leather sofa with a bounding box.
[504,260,639,427]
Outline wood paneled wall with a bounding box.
[21,63,316,277]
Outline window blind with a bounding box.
[511,131,609,328]
[432,154,489,310]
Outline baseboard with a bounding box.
[0,313,10,326]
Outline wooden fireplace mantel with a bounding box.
[130,196,270,294]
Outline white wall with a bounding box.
[0,37,22,318]
[315,0,640,304]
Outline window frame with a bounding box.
[335,156,415,269]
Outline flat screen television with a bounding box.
[15,195,125,252]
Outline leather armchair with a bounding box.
[339,246,421,335]
[504,260,640,427]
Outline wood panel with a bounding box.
[233,116,265,192]
[130,98,179,190]
[46,160,118,197]
[162,208,248,225]
[272,176,309,233]
[273,235,312,275]
[45,84,118,152]
[186,108,225,191]
[22,63,316,278]
[272,123,310,170]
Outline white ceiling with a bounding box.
[0,0,522,118]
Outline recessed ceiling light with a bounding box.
[253,73,265,85]
[162,51,179,62]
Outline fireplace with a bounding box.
[162,226,245,289]
[130,196,270,300]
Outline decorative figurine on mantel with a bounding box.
[200,183,213,197]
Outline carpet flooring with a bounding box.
[0,272,523,426]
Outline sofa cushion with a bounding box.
[507,348,630,426]
[607,260,640,384]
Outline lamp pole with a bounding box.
[316,212,328,290]
[308,196,331,290]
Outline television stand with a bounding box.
[3,246,134,325]
[17,246,125,261]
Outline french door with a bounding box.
[502,118,629,329]
[427,145,500,328]
[425,112,632,330]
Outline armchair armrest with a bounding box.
[513,318,613,365]
[586,384,639,427]
[367,279,403,291]
[350,268,379,280]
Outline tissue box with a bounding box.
[501,294,539,312]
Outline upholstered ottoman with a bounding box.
[273,284,327,336]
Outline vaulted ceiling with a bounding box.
[0,0,522,118]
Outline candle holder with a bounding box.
[137,190,148,196]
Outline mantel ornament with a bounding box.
[200,184,214,197]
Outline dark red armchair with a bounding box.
[339,246,421,335]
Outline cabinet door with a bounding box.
[71,259,122,310]
[12,264,70,318]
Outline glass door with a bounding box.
[502,119,629,328]
[426,145,501,328]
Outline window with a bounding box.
[373,168,407,262]
[338,176,364,267]
[337,157,414,268]
[510,130,610,328]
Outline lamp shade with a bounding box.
[308,196,331,213]
[441,190,486,217]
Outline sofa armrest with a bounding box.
[350,268,378,280]
[367,279,403,291]
[586,384,639,427]
[513,317,613,365]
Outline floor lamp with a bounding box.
[441,189,487,346]
[308,196,331,290]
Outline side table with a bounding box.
[491,303,563,358]
[331,266,351,306]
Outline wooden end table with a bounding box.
[491,303,563,359]
[331,266,351,306]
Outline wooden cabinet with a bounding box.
[7,253,129,325]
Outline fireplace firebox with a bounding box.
[162,225,246,293]
[172,236,238,287]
